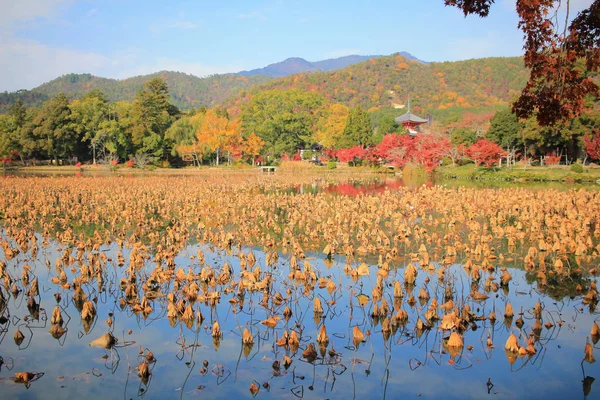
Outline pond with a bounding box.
[0,173,599,399]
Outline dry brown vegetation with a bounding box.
[1,172,599,394]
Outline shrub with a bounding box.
[544,155,561,165]
[327,161,337,169]
[570,163,584,173]
[125,159,135,168]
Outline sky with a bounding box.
[0,0,593,92]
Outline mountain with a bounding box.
[226,55,529,123]
[238,57,321,77]
[0,53,524,123]
[26,71,273,111]
[237,52,427,77]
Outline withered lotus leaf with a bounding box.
[14,329,25,345]
[242,328,254,345]
[353,326,365,346]
[89,332,117,349]
[317,324,329,344]
[505,333,520,353]
[585,341,596,364]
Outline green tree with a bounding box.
[70,90,108,163]
[340,106,373,147]
[22,93,78,164]
[165,113,203,157]
[240,89,324,157]
[0,115,17,164]
[97,101,135,161]
[131,78,179,159]
[450,127,478,146]
[486,108,521,149]
[10,98,27,130]
[0,99,28,162]
[376,115,401,142]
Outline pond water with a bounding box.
[0,174,599,399]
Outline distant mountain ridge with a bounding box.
[3,52,425,111]
[1,52,527,121]
[237,52,427,77]
[0,71,273,112]
[225,55,529,124]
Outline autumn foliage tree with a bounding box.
[446,0,600,126]
[374,133,417,167]
[335,146,366,164]
[196,109,241,165]
[414,134,452,171]
[242,133,265,165]
[466,139,506,167]
[582,130,600,161]
[371,133,451,170]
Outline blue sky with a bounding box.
[0,0,592,91]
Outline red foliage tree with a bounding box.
[583,130,600,161]
[336,146,366,163]
[414,134,452,172]
[446,0,600,126]
[466,139,506,167]
[374,134,417,167]
[374,133,451,170]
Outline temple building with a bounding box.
[394,100,428,136]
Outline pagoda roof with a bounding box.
[395,111,428,124]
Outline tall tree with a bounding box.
[195,109,240,165]
[242,133,265,165]
[315,103,349,149]
[97,101,135,161]
[486,108,521,149]
[341,106,373,147]
[240,89,323,157]
[131,78,179,158]
[70,90,108,163]
[22,93,77,164]
[446,0,600,126]
[0,99,28,162]
[165,111,205,157]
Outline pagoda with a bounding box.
[394,99,428,136]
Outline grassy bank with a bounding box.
[438,164,600,183]
[4,161,396,176]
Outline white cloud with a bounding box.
[0,36,112,91]
[325,48,363,59]
[0,31,244,91]
[0,0,73,25]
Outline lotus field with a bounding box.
[0,172,599,399]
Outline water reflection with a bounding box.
[1,174,600,399]
[0,234,598,399]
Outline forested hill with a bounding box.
[0,72,273,112]
[227,55,528,119]
[0,55,527,118]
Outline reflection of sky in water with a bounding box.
[1,236,599,400]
